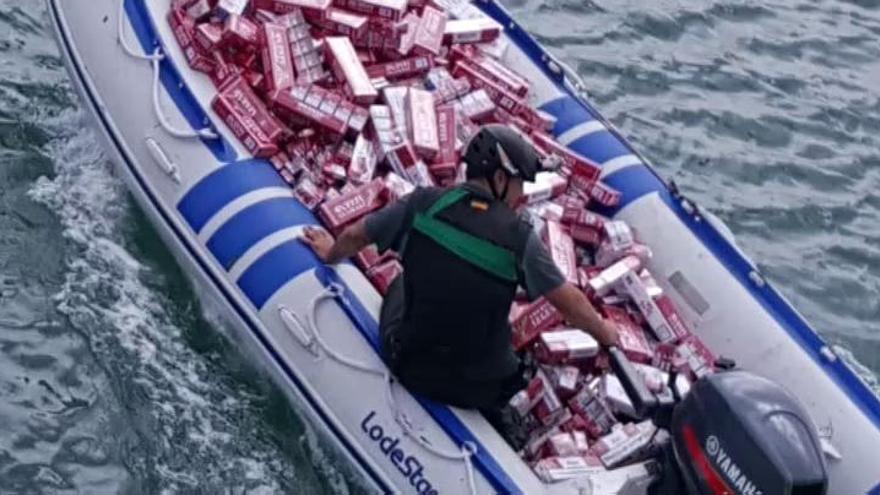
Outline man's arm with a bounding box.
[302,220,371,264]
[518,231,619,346]
[545,283,619,346]
[302,190,417,264]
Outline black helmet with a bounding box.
[464,124,541,183]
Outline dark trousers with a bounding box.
[379,277,528,447]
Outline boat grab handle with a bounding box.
[278,304,318,356]
[145,137,181,183]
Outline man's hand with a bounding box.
[596,318,620,347]
[544,283,619,347]
[301,220,373,265]
[301,226,336,263]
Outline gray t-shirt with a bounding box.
[364,187,566,300]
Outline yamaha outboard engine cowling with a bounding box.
[670,371,828,495]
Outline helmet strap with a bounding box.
[489,172,510,202]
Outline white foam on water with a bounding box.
[27,109,347,493]
[834,345,880,397]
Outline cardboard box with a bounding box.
[511,297,563,351]
[443,17,502,45]
[412,6,447,56]
[536,329,600,364]
[406,88,440,159]
[261,22,296,93]
[324,36,379,104]
[590,421,656,468]
[544,220,578,285]
[318,178,387,233]
[616,270,677,344]
[532,455,605,483]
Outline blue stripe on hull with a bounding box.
[177,159,287,233]
[236,239,320,309]
[568,130,632,165]
[539,96,594,136]
[207,197,316,269]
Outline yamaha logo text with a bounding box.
[705,434,763,495]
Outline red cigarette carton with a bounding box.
[434,104,458,165]
[213,94,278,157]
[532,455,605,483]
[601,374,636,418]
[220,77,287,142]
[406,88,440,159]
[355,245,383,271]
[568,386,617,439]
[307,7,369,39]
[546,432,578,457]
[194,22,223,52]
[531,132,601,182]
[654,295,692,342]
[587,255,642,296]
[348,134,378,184]
[602,304,654,364]
[457,89,496,122]
[412,6,447,56]
[365,55,433,81]
[335,0,407,20]
[185,0,212,20]
[383,171,415,200]
[562,208,606,230]
[318,178,387,234]
[261,23,296,94]
[452,62,533,122]
[216,0,250,17]
[324,36,378,104]
[570,225,603,248]
[511,297,563,351]
[535,329,600,364]
[168,8,196,49]
[675,334,716,380]
[546,364,580,398]
[368,259,402,295]
[269,87,348,135]
[454,55,529,99]
[396,11,420,55]
[522,172,567,205]
[590,421,656,468]
[588,181,622,207]
[509,375,545,416]
[253,0,332,16]
[616,270,677,344]
[221,14,260,50]
[443,17,502,45]
[544,220,578,285]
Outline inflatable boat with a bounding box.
[48,0,880,493]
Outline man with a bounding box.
[302,124,619,413]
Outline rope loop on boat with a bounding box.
[117,1,218,140]
[306,283,479,495]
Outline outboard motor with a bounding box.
[608,348,829,495]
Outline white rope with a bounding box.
[149,48,219,139]
[305,283,479,495]
[117,1,218,140]
[117,0,162,61]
